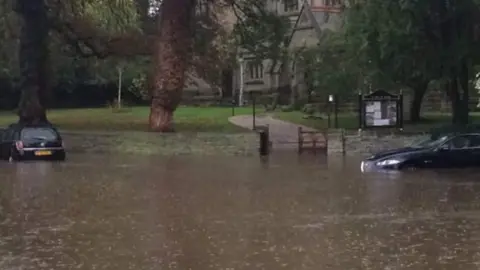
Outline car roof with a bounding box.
[6,123,58,131]
[436,132,480,139]
[455,132,480,136]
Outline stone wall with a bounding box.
[62,131,259,156]
[327,130,424,156]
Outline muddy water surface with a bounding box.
[0,153,480,269]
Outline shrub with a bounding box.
[280,105,294,112]
[106,99,132,113]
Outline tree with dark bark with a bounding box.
[48,0,234,132]
[10,0,317,130]
[432,0,479,125]
[149,0,196,132]
[14,0,51,124]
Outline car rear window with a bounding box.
[21,128,58,141]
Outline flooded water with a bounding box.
[1,153,480,269]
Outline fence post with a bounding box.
[341,129,346,155]
[312,133,317,153]
[398,92,404,130]
[258,125,270,156]
[252,93,256,129]
[358,92,363,130]
[334,94,339,128]
[298,127,303,154]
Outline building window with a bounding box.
[196,0,209,15]
[247,62,264,80]
[311,0,342,8]
[284,0,298,12]
[324,0,341,6]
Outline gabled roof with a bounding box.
[184,73,216,92]
[287,1,319,46]
[287,0,344,48]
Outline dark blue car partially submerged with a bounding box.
[361,133,480,172]
[0,123,66,162]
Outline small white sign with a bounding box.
[374,119,390,126]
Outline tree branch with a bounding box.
[48,6,154,58]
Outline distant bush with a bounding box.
[280,105,294,112]
[106,99,132,113]
[302,104,316,115]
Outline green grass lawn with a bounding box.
[0,106,260,132]
[274,111,480,133]
[4,106,473,134]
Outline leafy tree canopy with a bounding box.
[232,1,291,63]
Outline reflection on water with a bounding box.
[0,153,479,269]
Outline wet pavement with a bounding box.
[1,153,480,269]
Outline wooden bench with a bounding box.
[298,127,327,154]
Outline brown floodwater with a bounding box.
[1,152,480,269]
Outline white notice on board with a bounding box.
[374,119,390,126]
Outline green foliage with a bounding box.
[67,0,141,34]
[344,0,480,86]
[232,2,291,63]
[344,0,433,90]
[0,5,149,97]
[0,0,18,78]
[127,72,149,100]
[297,31,360,98]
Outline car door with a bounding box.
[465,134,480,167]
[435,135,474,168]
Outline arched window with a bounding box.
[247,62,264,80]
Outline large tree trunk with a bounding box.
[15,0,50,124]
[409,81,428,123]
[149,0,196,132]
[221,69,233,99]
[457,61,470,124]
[448,76,469,126]
[446,61,470,126]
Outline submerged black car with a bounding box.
[361,133,480,171]
[0,124,66,161]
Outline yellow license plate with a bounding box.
[34,150,52,156]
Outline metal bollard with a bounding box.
[258,126,270,156]
[231,99,236,116]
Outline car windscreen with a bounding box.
[21,128,59,141]
[410,135,448,148]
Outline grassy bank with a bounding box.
[0,106,259,132]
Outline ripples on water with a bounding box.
[0,153,479,269]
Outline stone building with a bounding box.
[231,0,459,115]
[233,0,344,104]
